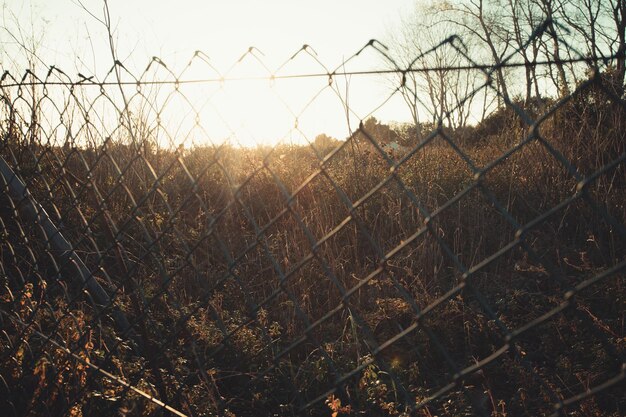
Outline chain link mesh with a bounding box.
[1,19,625,417]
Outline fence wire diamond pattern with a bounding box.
[0,20,625,417]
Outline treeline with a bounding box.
[386,0,625,130]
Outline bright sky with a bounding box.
[1,0,418,147]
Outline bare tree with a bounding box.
[507,0,544,104]
[435,0,513,103]
[529,0,571,95]
[388,2,480,131]
[607,0,626,95]
[388,0,623,133]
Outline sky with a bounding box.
[1,0,419,147]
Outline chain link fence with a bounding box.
[1,20,625,417]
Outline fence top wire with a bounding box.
[2,55,619,86]
[0,17,625,417]
[1,52,622,88]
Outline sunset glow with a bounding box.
[2,0,415,147]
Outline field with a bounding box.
[0,65,624,417]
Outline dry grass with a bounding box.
[1,79,625,416]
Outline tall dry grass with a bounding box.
[1,74,624,416]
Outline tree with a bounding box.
[313,133,339,154]
[434,0,514,103]
[607,0,626,96]
[505,0,544,104]
[388,1,480,133]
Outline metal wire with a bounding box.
[1,19,624,417]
